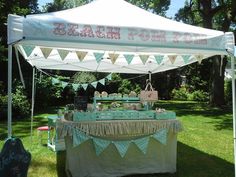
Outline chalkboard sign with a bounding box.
[74,96,88,111]
[0,138,31,177]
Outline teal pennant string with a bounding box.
[154,55,164,64]
[94,52,104,63]
[113,141,130,158]
[73,129,90,147]
[22,45,35,57]
[133,137,149,154]
[152,129,167,145]
[72,83,80,91]
[52,78,60,85]
[93,137,110,155]
[124,54,134,64]
[182,55,191,64]
[72,128,168,158]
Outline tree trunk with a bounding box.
[210,55,227,106]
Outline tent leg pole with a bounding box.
[7,44,13,138]
[231,55,236,177]
[30,67,36,145]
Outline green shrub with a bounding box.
[190,90,208,102]
[12,85,30,118]
[171,87,208,102]
[171,87,188,100]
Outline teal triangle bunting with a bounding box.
[154,55,164,64]
[124,54,134,64]
[93,138,110,155]
[73,129,90,147]
[52,78,60,85]
[22,45,35,57]
[134,136,149,154]
[61,81,68,89]
[82,84,88,90]
[94,52,104,63]
[99,78,105,85]
[72,83,80,91]
[182,55,191,64]
[152,129,167,145]
[91,81,98,88]
[106,73,112,80]
[113,141,130,158]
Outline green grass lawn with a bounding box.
[0,101,234,177]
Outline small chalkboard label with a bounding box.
[0,138,31,177]
[74,96,88,111]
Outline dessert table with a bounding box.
[56,113,182,177]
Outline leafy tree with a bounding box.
[175,0,236,107]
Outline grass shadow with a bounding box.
[123,141,234,177]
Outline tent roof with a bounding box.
[7,0,235,73]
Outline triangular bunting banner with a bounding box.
[94,52,104,63]
[22,45,35,57]
[61,81,68,89]
[52,78,60,85]
[182,55,191,64]
[124,54,134,64]
[58,49,69,60]
[134,137,149,154]
[108,53,119,64]
[152,129,167,145]
[72,83,80,91]
[154,55,164,65]
[91,81,98,88]
[139,55,149,64]
[82,84,88,90]
[40,47,53,59]
[73,129,89,147]
[76,51,87,61]
[196,55,204,64]
[113,141,130,158]
[168,55,177,64]
[106,73,112,80]
[99,78,105,85]
[93,138,110,155]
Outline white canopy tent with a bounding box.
[7,0,235,175]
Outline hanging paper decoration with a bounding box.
[134,137,149,154]
[114,141,130,158]
[94,52,104,63]
[61,81,68,89]
[98,78,105,85]
[154,55,164,65]
[22,45,35,57]
[72,83,80,91]
[152,129,167,145]
[106,73,112,80]
[124,54,134,64]
[91,81,98,88]
[195,54,204,64]
[168,55,177,64]
[58,49,69,60]
[108,53,119,64]
[52,78,60,85]
[93,138,110,155]
[40,47,53,59]
[182,55,191,64]
[139,55,149,64]
[82,84,88,90]
[76,51,88,61]
[73,129,89,147]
